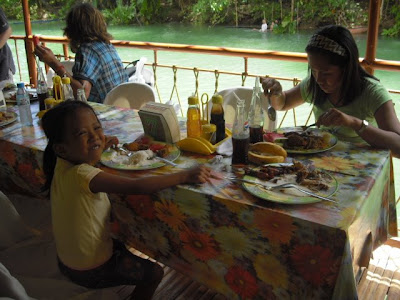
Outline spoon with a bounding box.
[267,94,276,122]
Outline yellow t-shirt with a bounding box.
[51,158,113,270]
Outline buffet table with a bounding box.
[0,102,397,299]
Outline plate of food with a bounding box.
[0,110,18,127]
[241,161,338,204]
[101,138,180,170]
[3,88,37,103]
[271,127,337,154]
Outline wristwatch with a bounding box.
[357,119,369,134]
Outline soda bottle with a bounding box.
[76,88,87,102]
[62,76,74,101]
[186,94,202,138]
[37,67,48,111]
[16,82,33,126]
[232,99,249,164]
[210,94,226,143]
[248,77,264,143]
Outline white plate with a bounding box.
[101,142,180,170]
[0,111,18,127]
[275,127,338,154]
[242,164,338,204]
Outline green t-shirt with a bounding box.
[299,76,391,140]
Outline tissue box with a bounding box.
[138,102,181,143]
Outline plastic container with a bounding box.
[186,94,202,138]
[201,123,216,144]
[210,94,225,143]
[232,99,249,164]
[44,97,56,110]
[248,77,264,143]
[76,88,87,102]
[62,76,74,101]
[16,82,33,126]
[37,67,48,111]
[52,75,63,101]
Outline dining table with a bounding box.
[0,100,397,300]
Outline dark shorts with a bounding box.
[58,240,160,289]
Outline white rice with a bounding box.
[110,149,156,166]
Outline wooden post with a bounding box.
[364,0,382,75]
[22,0,36,86]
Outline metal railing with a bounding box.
[8,34,400,126]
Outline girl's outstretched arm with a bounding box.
[104,135,119,150]
[90,165,211,194]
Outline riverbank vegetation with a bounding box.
[3,0,400,37]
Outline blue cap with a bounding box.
[17,82,25,88]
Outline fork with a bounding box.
[300,123,316,131]
[225,177,335,203]
[111,145,133,157]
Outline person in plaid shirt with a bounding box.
[35,3,128,103]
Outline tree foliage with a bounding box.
[1,0,399,36]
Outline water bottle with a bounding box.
[186,94,202,138]
[232,99,249,164]
[62,76,74,101]
[37,67,48,111]
[16,82,33,126]
[76,88,87,102]
[248,77,264,143]
[210,94,225,143]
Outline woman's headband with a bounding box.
[307,34,347,57]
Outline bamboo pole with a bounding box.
[22,0,36,86]
[363,0,382,75]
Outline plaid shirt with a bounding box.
[73,42,128,103]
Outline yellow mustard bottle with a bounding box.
[52,75,64,101]
[187,94,202,138]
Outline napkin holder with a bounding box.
[138,102,181,143]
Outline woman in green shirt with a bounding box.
[261,25,400,157]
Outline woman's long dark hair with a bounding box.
[305,25,376,107]
[63,3,113,53]
[41,100,97,191]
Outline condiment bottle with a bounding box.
[16,82,33,126]
[248,77,264,143]
[76,88,87,102]
[45,97,56,110]
[210,94,225,143]
[202,123,216,144]
[232,99,249,164]
[52,75,63,101]
[37,66,48,111]
[186,94,202,138]
[61,76,74,101]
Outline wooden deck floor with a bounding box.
[357,237,400,300]
[115,238,400,300]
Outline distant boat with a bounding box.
[349,27,368,34]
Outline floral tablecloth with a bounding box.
[0,102,397,299]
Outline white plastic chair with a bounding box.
[215,87,277,131]
[103,82,156,110]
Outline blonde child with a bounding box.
[41,100,211,299]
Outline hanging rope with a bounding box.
[169,66,183,116]
[214,70,220,94]
[193,68,199,98]
[241,72,247,86]
[152,63,162,103]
